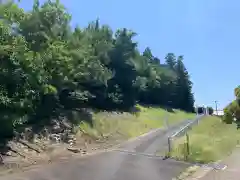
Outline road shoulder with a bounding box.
[184,146,240,180]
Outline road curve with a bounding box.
[0,119,194,180]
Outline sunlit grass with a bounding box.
[79,105,195,140]
[170,116,240,163]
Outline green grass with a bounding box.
[169,116,240,163]
[79,105,195,140]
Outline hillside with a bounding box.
[81,106,195,139]
[0,106,195,173]
[0,0,196,173]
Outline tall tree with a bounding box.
[174,56,194,111]
[165,53,176,70]
[107,28,138,109]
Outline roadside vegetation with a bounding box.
[223,86,240,127]
[81,106,196,140]
[169,116,240,163]
[0,0,198,171]
[0,0,195,146]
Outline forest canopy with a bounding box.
[0,0,195,140]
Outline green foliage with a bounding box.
[196,107,204,114]
[0,0,195,141]
[207,106,214,115]
[196,106,213,115]
[223,86,240,127]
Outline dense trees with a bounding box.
[196,107,204,114]
[0,1,195,140]
[207,107,214,115]
[196,106,213,115]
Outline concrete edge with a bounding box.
[173,165,213,180]
[177,159,225,180]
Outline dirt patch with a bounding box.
[0,133,126,176]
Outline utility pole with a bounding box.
[215,101,218,116]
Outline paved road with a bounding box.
[0,119,194,180]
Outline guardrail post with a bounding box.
[167,116,202,158]
[168,136,171,156]
[186,133,190,158]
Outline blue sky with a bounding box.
[19,0,240,109]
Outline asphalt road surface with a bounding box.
[0,119,194,180]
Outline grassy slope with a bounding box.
[0,106,194,173]
[79,105,195,140]
[170,116,240,163]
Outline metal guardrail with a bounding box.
[167,114,204,155]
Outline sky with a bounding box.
[18,0,240,110]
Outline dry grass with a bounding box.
[170,116,240,163]
[79,105,195,140]
[0,106,195,174]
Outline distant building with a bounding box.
[213,110,224,116]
